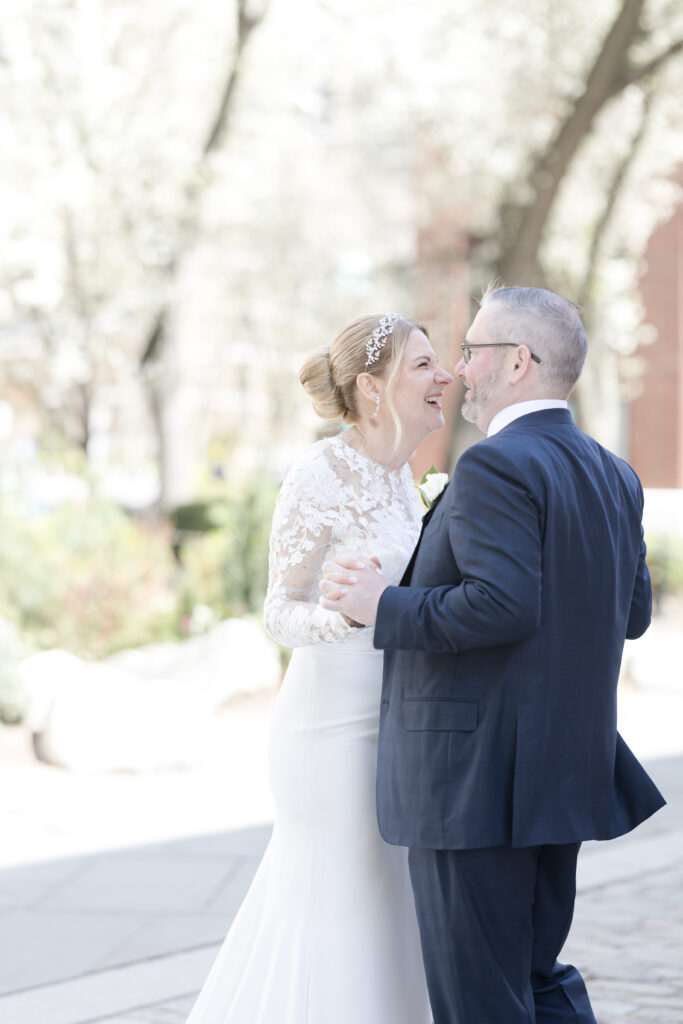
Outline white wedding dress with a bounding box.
[186,434,431,1024]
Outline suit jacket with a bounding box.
[374,408,665,849]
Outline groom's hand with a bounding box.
[319,554,387,627]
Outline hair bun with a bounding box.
[299,347,346,419]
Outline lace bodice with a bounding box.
[263,434,423,648]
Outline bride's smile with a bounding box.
[352,329,453,469]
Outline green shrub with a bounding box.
[173,480,278,625]
[0,475,279,658]
[0,498,178,658]
[645,533,683,609]
[0,617,27,724]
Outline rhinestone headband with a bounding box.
[365,313,401,368]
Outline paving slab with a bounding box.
[0,825,269,996]
[40,855,233,914]
[95,915,232,972]
[0,856,91,908]
[0,949,214,1024]
[578,827,683,890]
[0,907,150,994]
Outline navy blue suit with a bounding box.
[374,409,665,1023]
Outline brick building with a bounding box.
[630,189,683,488]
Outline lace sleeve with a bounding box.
[263,445,358,647]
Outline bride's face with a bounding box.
[387,329,453,443]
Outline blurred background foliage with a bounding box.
[0,475,276,663]
[0,494,177,657]
[0,617,27,724]
[2,0,683,503]
[646,536,683,611]
[1,0,683,706]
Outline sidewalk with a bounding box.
[0,683,681,1024]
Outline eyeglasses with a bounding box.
[460,342,541,365]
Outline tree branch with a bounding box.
[578,86,653,310]
[620,36,683,90]
[140,0,270,368]
[202,0,268,156]
[62,207,93,333]
[497,0,646,284]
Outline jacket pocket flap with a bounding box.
[402,699,478,732]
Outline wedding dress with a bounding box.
[186,433,431,1024]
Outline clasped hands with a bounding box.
[318,552,388,627]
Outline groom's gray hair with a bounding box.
[480,284,587,396]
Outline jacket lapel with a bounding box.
[400,483,449,586]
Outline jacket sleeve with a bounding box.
[625,482,652,639]
[374,443,542,653]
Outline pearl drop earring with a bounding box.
[374,394,381,417]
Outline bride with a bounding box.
[186,312,453,1024]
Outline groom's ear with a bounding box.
[509,346,533,383]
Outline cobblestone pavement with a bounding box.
[564,751,683,1024]
[0,685,681,1024]
[567,861,683,1023]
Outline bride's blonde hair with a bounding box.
[299,314,427,444]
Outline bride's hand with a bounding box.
[327,551,382,579]
[319,553,387,627]
[321,552,382,599]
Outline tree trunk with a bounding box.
[139,0,270,509]
[497,0,645,285]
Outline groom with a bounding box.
[319,286,665,1024]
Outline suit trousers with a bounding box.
[408,842,598,1024]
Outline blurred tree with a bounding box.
[0,0,270,505]
[488,0,683,450]
[495,0,683,285]
[1,0,683,497]
[179,0,683,465]
[138,0,271,508]
[328,0,683,454]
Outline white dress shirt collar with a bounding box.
[487,399,569,437]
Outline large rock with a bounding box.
[106,617,282,709]
[20,649,213,772]
[19,618,282,772]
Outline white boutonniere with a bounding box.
[417,466,449,510]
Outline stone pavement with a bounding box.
[564,755,683,1024]
[0,682,682,1024]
